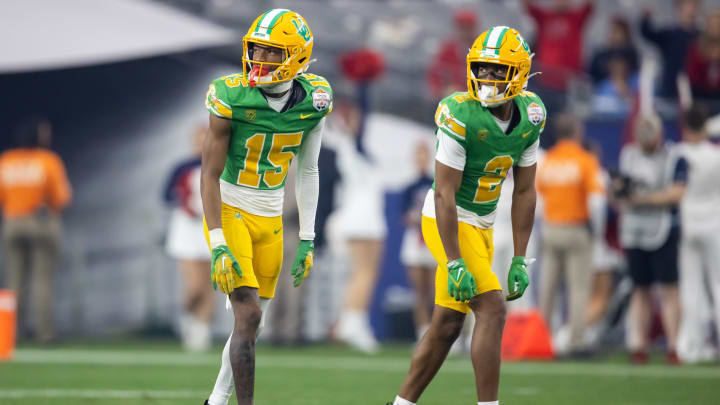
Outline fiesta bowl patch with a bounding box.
[312,89,331,111]
[527,102,544,126]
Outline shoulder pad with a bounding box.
[300,73,332,91]
[301,73,333,114]
[435,93,470,140]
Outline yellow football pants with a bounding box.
[204,203,283,299]
[421,215,501,313]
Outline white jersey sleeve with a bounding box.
[517,139,539,167]
[295,117,325,240]
[436,132,466,171]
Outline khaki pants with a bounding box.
[3,214,61,342]
[539,223,592,351]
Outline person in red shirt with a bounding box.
[427,10,479,100]
[524,0,595,90]
[685,9,720,100]
[0,117,72,343]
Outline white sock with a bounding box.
[478,401,499,405]
[394,395,415,405]
[207,298,272,405]
[207,334,234,405]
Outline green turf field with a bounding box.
[1,340,718,405]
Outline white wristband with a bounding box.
[209,228,226,249]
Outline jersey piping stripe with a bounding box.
[255,9,290,36]
[435,104,467,138]
[207,94,232,118]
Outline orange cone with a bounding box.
[501,309,554,361]
[0,290,16,360]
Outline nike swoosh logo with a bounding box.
[522,130,532,138]
[300,113,313,119]
[273,228,281,234]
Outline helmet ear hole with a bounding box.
[298,57,306,64]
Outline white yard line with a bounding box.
[0,389,206,399]
[9,349,720,380]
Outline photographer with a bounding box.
[614,113,687,365]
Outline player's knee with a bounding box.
[434,316,464,344]
[473,296,506,326]
[234,304,262,334]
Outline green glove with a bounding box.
[291,240,314,287]
[506,256,531,301]
[447,258,477,302]
[211,245,242,294]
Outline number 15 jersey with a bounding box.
[205,72,332,216]
[422,91,546,229]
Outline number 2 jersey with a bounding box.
[205,72,332,227]
[422,91,546,229]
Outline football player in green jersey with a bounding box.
[388,26,545,405]
[200,9,331,405]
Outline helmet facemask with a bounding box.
[469,60,527,107]
[243,40,300,87]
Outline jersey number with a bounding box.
[473,155,514,203]
[237,132,303,188]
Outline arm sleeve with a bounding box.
[517,139,540,167]
[435,131,466,171]
[295,117,325,240]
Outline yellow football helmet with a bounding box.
[242,9,314,86]
[466,26,534,106]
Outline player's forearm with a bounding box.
[200,172,223,230]
[511,187,536,257]
[435,189,461,261]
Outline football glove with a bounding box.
[211,245,242,294]
[447,258,477,302]
[506,256,532,301]
[291,240,314,287]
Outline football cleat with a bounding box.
[243,9,314,86]
[466,26,535,106]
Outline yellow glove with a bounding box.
[211,245,242,294]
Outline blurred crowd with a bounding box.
[2,0,720,368]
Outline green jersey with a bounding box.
[205,72,332,190]
[433,91,546,220]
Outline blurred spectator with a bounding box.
[536,113,606,355]
[399,141,435,341]
[0,117,72,343]
[427,9,479,100]
[677,104,720,363]
[523,0,595,91]
[163,126,213,351]
[334,50,387,354]
[592,54,639,117]
[582,140,624,348]
[685,9,720,100]
[615,113,686,365]
[640,0,700,99]
[588,17,639,84]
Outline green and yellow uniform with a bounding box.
[422,90,545,312]
[204,72,332,298]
